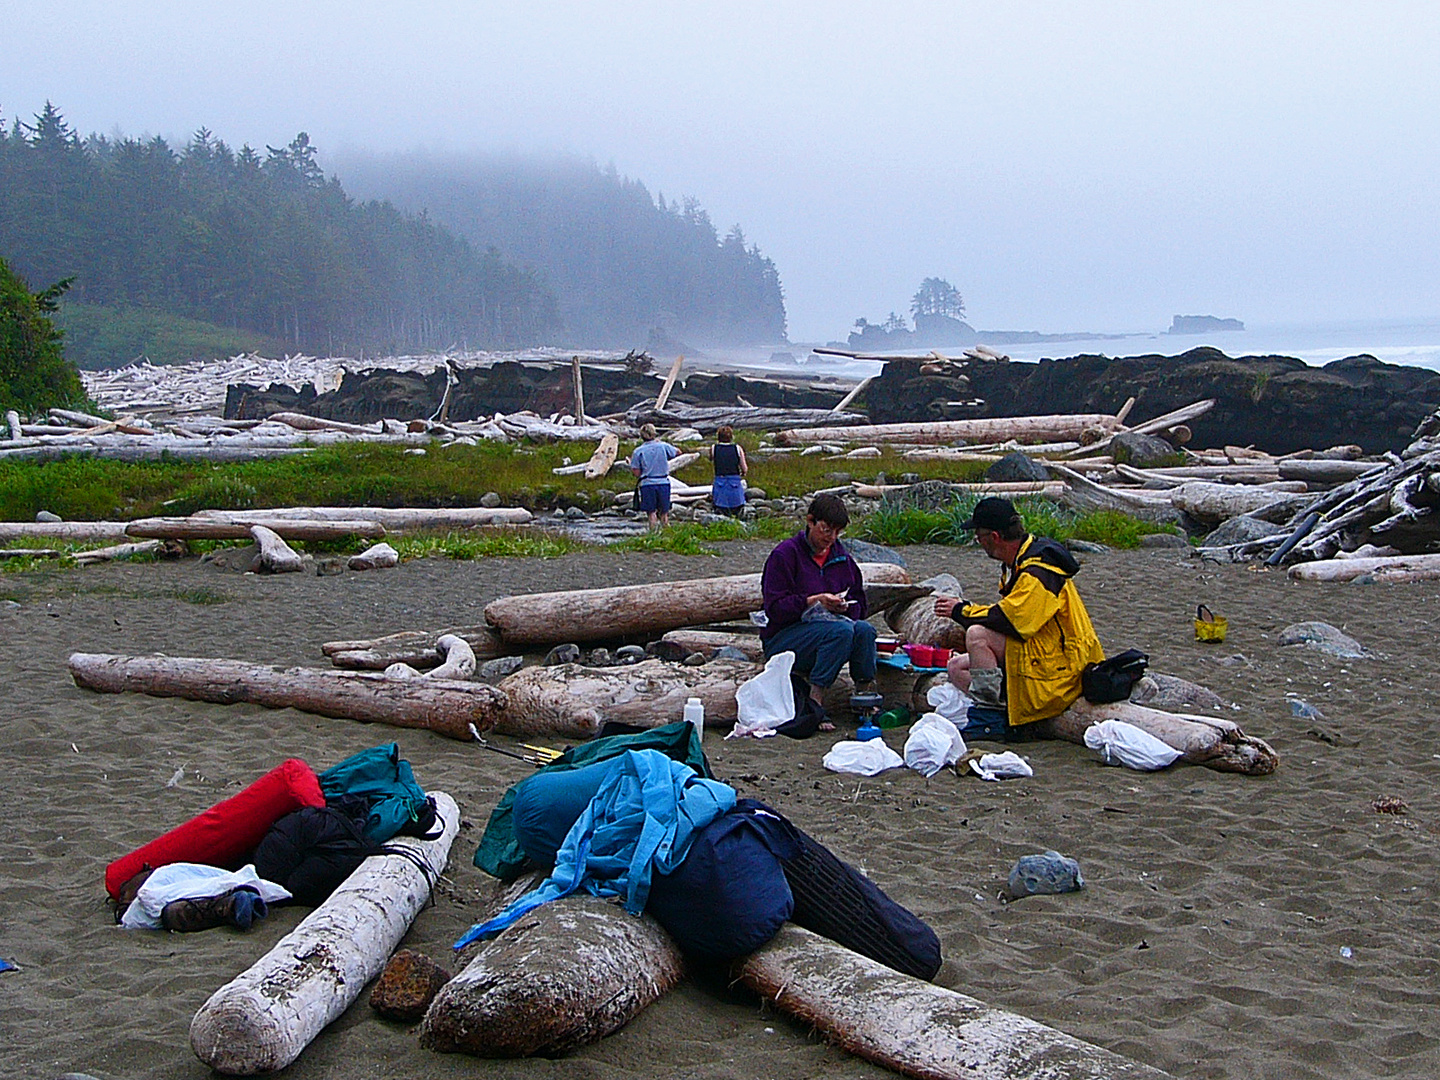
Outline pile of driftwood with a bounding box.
[1195,407,1440,577]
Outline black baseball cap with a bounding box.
[959,496,1020,532]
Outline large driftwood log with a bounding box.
[67,653,506,740]
[1043,698,1277,775]
[1167,483,1309,526]
[197,505,533,528]
[125,517,385,541]
[629,403,868,433]
[267,411,380,435]
[737,924,1173,1080]
[1277,458,1384,484]
[0,521,131,542]
[496,658,757,739]
[483,563,910,647]
[191,792,459,1074]
[321,625,506,670]
[1288,552,1440,583]
[420,894,685,1057]
[885,576,967,650]
[1048,465,1180,524]
[775,414,1123,447]
[495,656,914,738]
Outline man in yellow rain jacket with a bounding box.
[933,498,1104,728]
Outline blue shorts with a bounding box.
[638,483,672,513]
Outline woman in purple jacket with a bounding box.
[760,494,877,722]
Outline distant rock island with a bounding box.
[1167,314,1245,334]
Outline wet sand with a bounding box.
[3,542,1439,1080]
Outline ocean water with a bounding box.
[691,318,1440,383]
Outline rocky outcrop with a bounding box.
[866,349,1440,454]
[225,361,839,423]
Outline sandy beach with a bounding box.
[3,541,1439,1080]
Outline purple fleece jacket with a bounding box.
[759,531,867,641]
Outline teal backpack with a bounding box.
[319,743,435,845]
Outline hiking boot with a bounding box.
[161,887,266,933]
[968,667,1005,708]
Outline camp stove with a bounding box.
[849,692,884,723]
[849,692,885,741]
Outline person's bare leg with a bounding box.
[965,624,1009,705]
[658,511,670,529]
[965,623,1007,670]
[808,682,835,731]
[945,651,972,692]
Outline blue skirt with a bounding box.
[712,474,746,509]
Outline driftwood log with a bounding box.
[196,505,533,528]
[321,625,506,670]
[483,563,910,647]
[190,792,459,1074]
[1288,552,1440,583]
[884,576,967,650]
[494,656,915,739]
[385,634,477,680]
[0,521,132,543]
[251,525,305,573]
[1048,465,1180,524]
[125,517,385,541]
[1043,698,1277,775]
[1167,483,1309,526]
[658,629,764,661]
[737,924,1173,1080]
[421,894,685,1058]
[775,414,1123,447]
[495,658,757,739]
[72,539,165,565]
[628,403,867,433]
[67,653,506,740]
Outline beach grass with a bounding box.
[859,493,1178,549]
[0,437,988,520]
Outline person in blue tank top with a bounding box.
[707,425,748,517]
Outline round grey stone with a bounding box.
[614,644,647,664]
[35,510,63,523]
[683,652,708,666]
[479,491,502,508]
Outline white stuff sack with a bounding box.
[971,751,1034,781]
[903,712,966,778]
[926,680,972,724]
[823,739,904,776]
[1083,719,1184,771]
[730,651,796,738]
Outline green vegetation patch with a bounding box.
[56,303,288,370]
[857,493,1176,550]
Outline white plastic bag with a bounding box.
[971,751,1034,781]
[926,680,972,724]
[1082,719,1184,771]
[121,862,292,929]
[903,712,966,777]
[729,651,795,738]
[822,739,904,776]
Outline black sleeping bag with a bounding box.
[252,806,377,906]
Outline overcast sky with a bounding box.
[6,2,1439,341]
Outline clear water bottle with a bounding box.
[683,696,705,741]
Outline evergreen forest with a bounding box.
[0,104,787,368]
[338,152,788,349]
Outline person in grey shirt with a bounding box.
[629,423,679,529]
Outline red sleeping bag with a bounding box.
[105,758,326,900]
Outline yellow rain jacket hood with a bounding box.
[960,535,1104,726]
